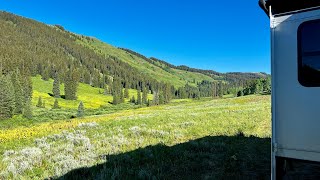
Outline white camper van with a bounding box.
[259,0,320,179]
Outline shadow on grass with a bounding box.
[55,135,271,179]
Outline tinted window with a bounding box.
[298,20,320,87]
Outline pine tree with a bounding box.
[104,83,109,95]
[112,78,122,105]
[159,92,165,104]
[77,101,84,118]
[41,68,50,81]
[218,82,223,98]
[92,70,100,87]
[53,99,60,109]
[137,90,142,105]
[212,83,217,98]
[153,91,159,105]
[0,74,16,120]
[237,90,244,97]
[52,72,60,98]
[130,96,136,104]
[120,89,125,103]
[36,97,43,108]
[195,90,201,100]
[108,80,113,95]
[65,68,79,100]
[11,70,24,114]
[23,98,32,119]
[124,88,129,98]
[164,83,172,103]
[22,73,33,104]
[112,92,119,105]
[142,87,148,104]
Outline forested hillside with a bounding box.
[0,11,270,120]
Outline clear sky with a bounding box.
[1,0,270,73]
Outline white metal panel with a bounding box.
[273,9,320,162]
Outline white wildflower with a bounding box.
[78,122,99,128]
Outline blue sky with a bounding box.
[1,0,270,73]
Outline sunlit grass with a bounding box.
[0,95,271,179]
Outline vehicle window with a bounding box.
[298,20,320,87]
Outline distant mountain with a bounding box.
[119,48,268,83]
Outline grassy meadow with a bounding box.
[0,82,271,179]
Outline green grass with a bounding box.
[0,95,271,179]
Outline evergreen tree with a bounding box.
[52,72,60,98]
[163,83,172,103]
[212,83,217,98]
[124,88,129,98]
[243,88,251,95]
[112,92,119,105]
[23,98,32,119]
[262,77,271,94]
[255,80,263,94]
[36,97,43,108]
[237,90,244,97]
[218,82,224,98]
[53,99,60,109]
[108,80,113,95]
[153,91,159,105]
[0,74,16,120]
[41,68,50,81]
[137,90,142,105]
[11,70,24,114]
[120,89,125,103]
[178,87,187,99]
[130,95,136,104]
[112,78,123,105]
[65,68,79,100]
[104,83,109,95]
[92,70,101,87]
[195,90,201,100]
[142,87,148,104]
[22,73,33,104]
[77,101,84,118]
[159,93,165,105]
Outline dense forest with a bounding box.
[0,11,271,120]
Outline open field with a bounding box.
[0,95,271,179]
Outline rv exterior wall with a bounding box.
[272,9,320,163]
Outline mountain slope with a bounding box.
[0,11,267,92]
[76,37,216,87]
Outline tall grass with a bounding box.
[0,95,271,179]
